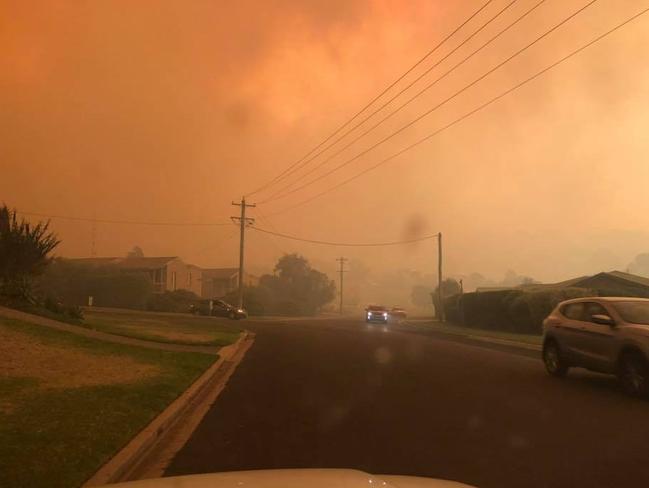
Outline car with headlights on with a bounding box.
[365,305,389,323]
[542,297,649,396]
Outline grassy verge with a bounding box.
[407,319,542,346]
[81,309,241,347]
[0,317,217,488]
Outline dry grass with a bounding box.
[0,324,159,391]
[82,309,241,346]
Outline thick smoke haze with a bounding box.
[3,0,649,288]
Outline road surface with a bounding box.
[165,317,649,488]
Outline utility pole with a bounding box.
[90,218,97,257]
[231,197,256,310]
[336,257,348,315]
[438,232,444,322]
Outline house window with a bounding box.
[172,271,177,291]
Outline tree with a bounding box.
[520,276,540,285]
[432,278,462,319]
[0,205,60,301]
[127,246,144,258]
[411,284,433,309]
[258,253,336,315]
[500,270,539,286]
[628,253,649,277]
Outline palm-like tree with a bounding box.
[0,205,60,301]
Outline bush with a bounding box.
[461,289,524,331]
[443,293,463,323]
[36,259,153,309]
[66,305,84,320]
[44,296,64,315]
[223,286,270,316]
[458,287,596,335]
[146,289,200,313]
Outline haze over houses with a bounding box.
[475,270,649,297]
[68,256,258,299]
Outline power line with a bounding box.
[18,210,233,227]
[251,225,439,247]
[255,210,289,255]
[265,4,649,218]
[260,0,525,203]
[260,0,598,206]
[262,0,546,204]
[194,228,240,256]
[244,0,496,198]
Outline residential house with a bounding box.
[200,268,259,299]
[69,256,200,294]
[117,256,190,294]
[69,256,260,298]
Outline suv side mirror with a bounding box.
[592,314,615,326]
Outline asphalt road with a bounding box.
[165,318,649,488]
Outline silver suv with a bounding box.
[542,297,649,397]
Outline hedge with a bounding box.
[445,287,596,335]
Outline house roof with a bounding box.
[202,268,239,280]
[549,275,592,288]
[117,257,178,270]
[606,270,649,287]
[67,257,122,266]
[67,256,178,270]
[527,271,649,291]
[473,271,649,294]
[475,286,516,292]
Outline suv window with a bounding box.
[583,302,609,323]
[562,302,585,320]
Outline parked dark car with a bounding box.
[190,299,247,320]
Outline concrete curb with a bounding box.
[401,321,542,352]
[83,331,255,487]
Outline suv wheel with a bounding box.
[618,351,649,397]
[543,340,568,377]
[228,311,236,320]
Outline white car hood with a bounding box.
[105,469,475,488]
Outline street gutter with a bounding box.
[83,331,255,486]
[398,320,542,353]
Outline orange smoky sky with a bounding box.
[2,0,649,284]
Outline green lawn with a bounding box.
[81,309,242,347]
[0,317,217,488]
[408,319,542,345]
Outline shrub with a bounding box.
[443,293,463,323]
[459,287,596,335]
[461,289,524,331]
[223,286,270,316]
[0,205,59,302]
[36,259,153,309]
[146,289,200,313]
[65,305,84,320]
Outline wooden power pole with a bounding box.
[336,257,348,315]
[231,197,256,309]
[438,232,444,322]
